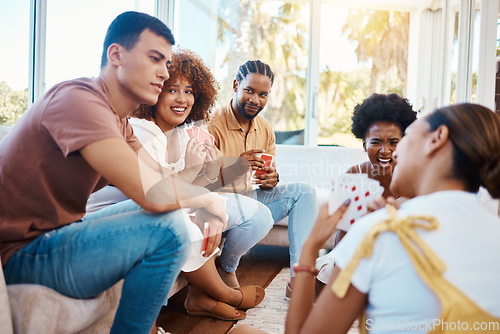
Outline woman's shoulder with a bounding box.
[346,160,370,174]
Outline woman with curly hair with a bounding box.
[130,48,221,186]
[316,93,417,291]
[88,49,271,322]
[348,93,417,199]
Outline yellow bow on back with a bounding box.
[331,205,500,334]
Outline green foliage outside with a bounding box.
[2,2,409,146]
[216,1,408,147]
[0,81,28,126]
[217,1,309,132]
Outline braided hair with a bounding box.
[236,60,274,86]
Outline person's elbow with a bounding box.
[138,200,180,213]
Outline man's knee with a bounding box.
[154,210,190,255]
[252,202,274,230]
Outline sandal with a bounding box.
[186,301,247,321]
[235,285,265,309]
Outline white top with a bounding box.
[331,191,500,333]
[129,118,189,172]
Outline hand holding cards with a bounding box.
[328,174,384,231]
[185,126,215,144]
[201,222,209,255]
[251,153,274,189]
[254,153,274,175]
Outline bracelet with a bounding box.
[203,172,218,184]
[292,263,319,276]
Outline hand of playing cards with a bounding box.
[185,125,215,144]
[251,153,274,189]
[328,174,385,231]
[254,153,274,175]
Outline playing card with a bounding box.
[185,127,195,139]
[250,153,274,190]
[254,153,274,175]
[328,174,384,231]
[197,127,215,144]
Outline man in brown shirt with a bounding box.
[0,11,227,334]
[209,60,318,298]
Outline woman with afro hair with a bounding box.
[348,93,417,199]
[315,93,417,292]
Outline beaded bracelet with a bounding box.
[292,263,319,276]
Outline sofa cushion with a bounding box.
[8,281,122,334]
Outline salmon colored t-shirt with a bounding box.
[0,77,141,265]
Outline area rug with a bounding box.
[233,267,360,333]
[235,267,290,333]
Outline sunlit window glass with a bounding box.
[0,1,30,125]
[318,3,410,147]
[215,0,310,136]
[45,0,155,91]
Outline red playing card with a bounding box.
[254,153,274,175]
[185,128,195,139]
[197,127,215,144]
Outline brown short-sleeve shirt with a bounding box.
[0,77,141,265]
[208,100,276,193]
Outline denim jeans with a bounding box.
[3,200,190,334]
[218,193,274,272]
[252,183,318,275]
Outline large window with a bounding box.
[215,1,310,134]
[2,0,497,141]
[0,1,30,125]
[317,4,410,147]
[45,0,155,90]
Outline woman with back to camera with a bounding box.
[232,103,500,333]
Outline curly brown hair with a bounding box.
[131,48,219,125]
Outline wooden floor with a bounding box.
[157,245,290,334]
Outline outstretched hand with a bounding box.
[306,200,351,251]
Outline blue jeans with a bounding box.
[3,200,190,334]
[218,193,274,272]
[252,183,318,275]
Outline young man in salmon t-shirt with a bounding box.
[0,11,227,334]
